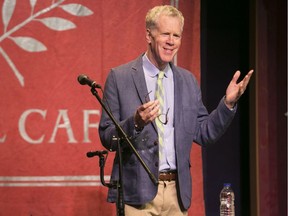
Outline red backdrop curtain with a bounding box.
[0,0,203,215]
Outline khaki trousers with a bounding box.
[125,181,188,216]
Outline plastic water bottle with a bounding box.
[220,183,235,216]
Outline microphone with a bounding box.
[77,74,101,88]
[86,150,108,158]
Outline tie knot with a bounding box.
[158,71,165,79]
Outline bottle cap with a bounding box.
[224,183,231,187]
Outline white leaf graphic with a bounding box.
[30,0,37,9]
[0,1,94,87]
[37,17,76,31]
[2,0,16,31]
[10,36,47,52]
[60,4,93,16]
[0,46,24,86]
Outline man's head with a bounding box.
[145,5,184,70]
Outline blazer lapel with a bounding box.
[131,56,148,104]
[131,55,158,132]
[170,63,183,131]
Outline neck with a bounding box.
[146,51,168,71]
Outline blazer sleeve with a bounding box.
[98,69,136,151]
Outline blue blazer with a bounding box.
[99,54,235,210]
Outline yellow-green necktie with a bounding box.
[155,71,165,159]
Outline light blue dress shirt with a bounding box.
[142,54,176,172]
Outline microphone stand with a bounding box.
[89,86,158,216]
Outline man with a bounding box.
[99,5,253,216]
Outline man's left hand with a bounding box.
[225,70,254,109]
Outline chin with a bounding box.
[162,58,174,64]
[160,54,175,63]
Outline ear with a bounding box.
[146,29,152,43]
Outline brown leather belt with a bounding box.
[159,171,177,181]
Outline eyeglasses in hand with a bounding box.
[144,91,169,125]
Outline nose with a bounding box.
[167,35,174,45]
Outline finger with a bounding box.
[241,69,254,89]
[148,112,160,122]
[150,104,160,117]
[146,100,159,112]
[140,100,156,111]
[248,69,254,75]
[244,70,254,81]
[144,104,159,122]
[231,70,241,83]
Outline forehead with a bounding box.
[156,15,182,34]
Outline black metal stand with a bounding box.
[87,86,158,216]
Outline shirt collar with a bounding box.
[142,54,171,78]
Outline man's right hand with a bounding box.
[134,100,160,128]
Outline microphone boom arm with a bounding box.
[89,87,158,185]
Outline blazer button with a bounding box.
[154,140,158,145]
[155,162,158,167]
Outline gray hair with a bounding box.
[145,5,184,32]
